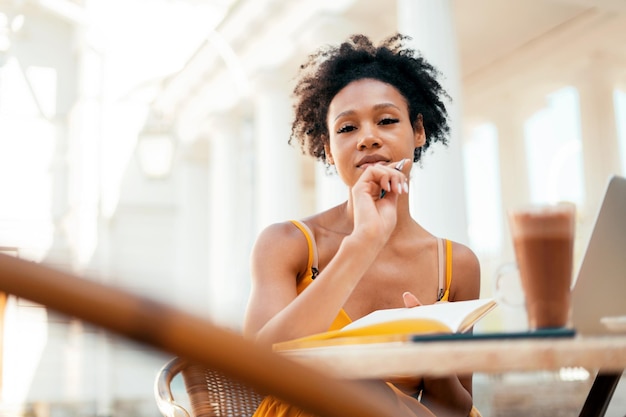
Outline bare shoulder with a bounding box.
[253,220,303,247]
[450,241,481,301]
[250,220,312,282]
[244,220,313,336]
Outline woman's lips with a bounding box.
[358,161,387,169]
[356,156,389,168]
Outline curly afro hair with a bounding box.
[289,33,451,165]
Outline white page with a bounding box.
[342,298,496,333]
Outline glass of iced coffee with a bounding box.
[507,202,576,330]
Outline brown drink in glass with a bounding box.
[508,203,575,330]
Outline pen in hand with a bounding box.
[379,159,407,199]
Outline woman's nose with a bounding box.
[357,127,381,149]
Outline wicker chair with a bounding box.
[155,357,266,417]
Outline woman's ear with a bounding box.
[324,143,334,165]
[413,114,426,148]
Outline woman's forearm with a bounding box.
[254,235,384,345]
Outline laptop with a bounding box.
[571,175,626,335]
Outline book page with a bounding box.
[274,298,497,350]
[342,298,496,334]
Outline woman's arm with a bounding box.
[243,221,384,345]
[243,163,409,346]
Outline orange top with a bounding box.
[251,222,461,417]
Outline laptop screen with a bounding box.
[571,175,626,335]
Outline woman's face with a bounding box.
[325,78,424,186]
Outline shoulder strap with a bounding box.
[445,239,453,299]
[437,238,453,301]
[289,220,319,279]
[437,238,445,300]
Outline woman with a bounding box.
[244,34,481,417]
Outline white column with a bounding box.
[43,121,74,267]
[576,62,622,220]
[398,0,469,244]
[490,100,537,262]
[174,139,210,316]
[206,115,245,325]
[253,73,302,232]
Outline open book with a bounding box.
[274,298,497,351]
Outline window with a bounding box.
[0,58,56,260]
[463,123,502,256]
[524,86,584,205]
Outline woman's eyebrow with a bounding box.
[373,102,401,112]
[333,109,356,122]
[332,103,401,122]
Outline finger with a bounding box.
[378,162,409,199]
[377,170,392,199]
[388,159,410,196]
[369,166,397,199]
[380,179,405,199]
[402,291,422,308]
[392,161,409,195]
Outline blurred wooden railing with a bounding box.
[0,253,412,417]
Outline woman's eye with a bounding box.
[337,125,356,134]
[379,118,399,126]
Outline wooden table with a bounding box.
[279,335,626,417]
